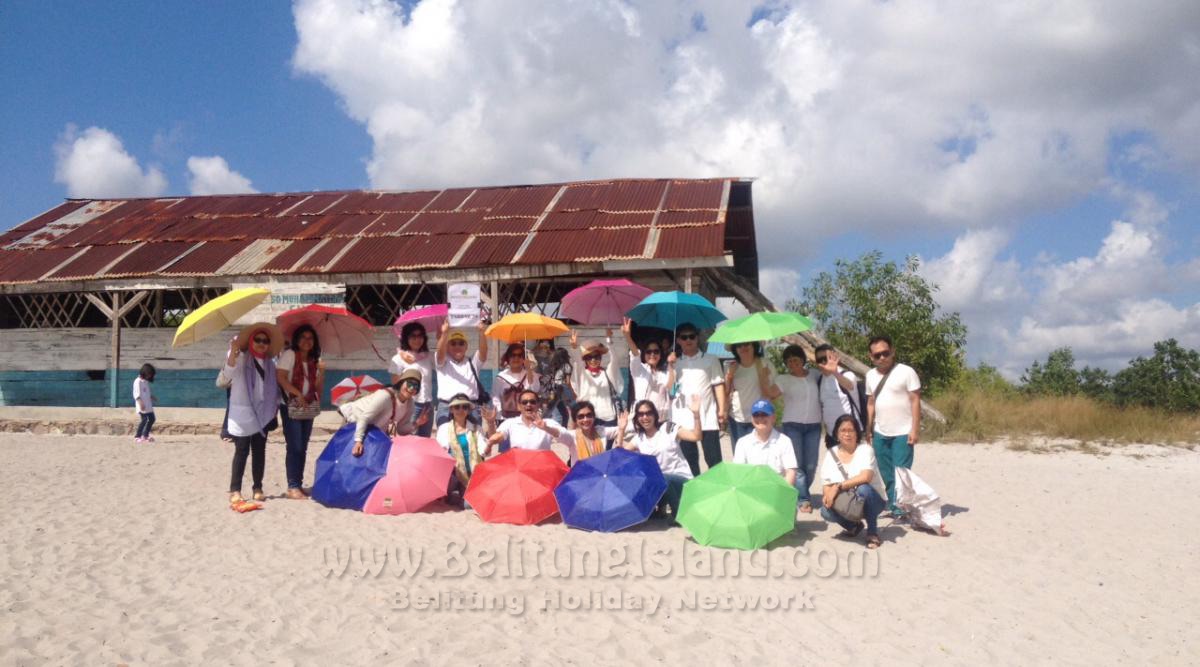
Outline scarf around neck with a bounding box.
[243,355,279,432]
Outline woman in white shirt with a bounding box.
[820,414,887,549]
[618,396,702,519]
[491,343,541,420]
[220,323,284,504]
[485,389,566,455]
[557,401,628,466]
[390,321,435,437]
[724,341,775,450]
[337,368,428,457]
[436,394,495,508]
[568,330,624,427]
[276,324,326,499]
[620,318,674,418]
[763,344,823,513]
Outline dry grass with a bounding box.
[927,390,1200,447]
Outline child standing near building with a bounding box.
[134,363,157,443]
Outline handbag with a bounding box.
[287,398,321,420]
[830,451,865,522]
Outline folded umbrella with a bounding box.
[393,304,448,338]
[464,449,569,525]
[277,304,374,357]
[553,449,666,532]
[676,462,798,550]
[171,287,270,348]
[708,312,814,344]
[331,375,385,406]
[626,291,726,332]
[311,424,392,511]
[364,436,457,515]
[484,313,569,344]
[560,279,653,326]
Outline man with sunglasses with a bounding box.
[485,389,565,454]
[672,322,727,476]
[864,335,922,517]
[434,319,489,428]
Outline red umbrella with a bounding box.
[464,449,569,525]
[276,304,374,356]
[392,304,448,338]
[363,436,456,515]
[330,375,384,405]
[560,279,653,325]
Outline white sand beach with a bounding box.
[1,429,1197,664]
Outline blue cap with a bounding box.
[750,399,775,417]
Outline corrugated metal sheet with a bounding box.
[0,247,86,283]
[45,244,137,280]
[653,225,725,258]
[663,179,724,210]
[104,241,198,277]
[0,178,745,285]
[160,239,255,276]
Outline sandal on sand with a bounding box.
[230,492,245,504]
[285,488,307,500]
[798,502,813,514]
[866,534,882,549]
[837,522,865,539]
[252,490,267,502]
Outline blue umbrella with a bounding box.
[311,423,391,510]
[554,449,668,532]
[625,291,727,331]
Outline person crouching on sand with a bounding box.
[820,414,888,549]
[338,368,428,458]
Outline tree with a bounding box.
[955,363,1018,397]
[1022,348,1081,396]
[1078,366,1113,403]
[787,251,967,396]
[1111,339,1200,413]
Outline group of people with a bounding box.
[220,313,934,548]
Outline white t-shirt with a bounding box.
[629,424,694,479]
[389,351,433,403]
[672,351,723,431]
[733,429,798,474]
[818,370,859,432]
[491,368,542,415]
[865,363,921,437]
[820,444,887,499]
[628,351,671,417]
[132,377,153,413]
[496,417,564,451]
[277,349,317,399]
[436,351,485,402]
[728,362,774,423]
[570,342,624,421]
[775,372,821,424]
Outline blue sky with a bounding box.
[2,1,1197,376]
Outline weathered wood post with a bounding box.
[109,292,122,407]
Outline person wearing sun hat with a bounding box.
[567,329,625,427]
[220,322,284,505]
[337,368,429,457]
[434,319,489,427]
[732,399,798,487]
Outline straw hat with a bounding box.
[447,395,475,409]
[236,322,284,356]
[393,368,422,387]
[580,339,608,356]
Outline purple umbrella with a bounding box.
[560,279,653,325]
[392,304,448,338]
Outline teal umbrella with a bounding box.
[626,291,726,331]
[676,463,798,550]
[707,312,813,344]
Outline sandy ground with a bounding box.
[1,429,1197,665]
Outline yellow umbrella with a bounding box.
[484,313,569,343]
[171,288,271,348]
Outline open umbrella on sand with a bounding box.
[676,463,798,550]
[464,449,569,525]
[172,287,270,348]
[311,425,392,511]
[553,448,666,532]
[363,436,457,515]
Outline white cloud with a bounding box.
[186,156,258,195]
[53,125,168,198]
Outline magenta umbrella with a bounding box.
[560,279,653,325]
[393,304,448,338]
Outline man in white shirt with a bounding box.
[864,335,922,517]
[486,389,566,454]
[672,323,727,476]
[814,344,863,443]
[434,320,489,427]
[732,400,798,487]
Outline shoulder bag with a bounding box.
[830,450,865,522]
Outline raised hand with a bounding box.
[667,350,677,365]
[400,351,415,364]
[569,329,579,348]
[617,410,629,433]
[621,317,632,335]
[415,410,430,427]
[821,351,840,373]
[688,393,702,414]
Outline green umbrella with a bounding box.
[707,311,814,344]
[676,463,799,550]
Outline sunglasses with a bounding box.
[636,411,655,417]
[252,337,270,344]
[677,334,697,341]
[871,350,892,360]
[402,380,421,390]
[575,412,595,419]
[583,354,602,362]
[644,349,662,355]
[815,356,827,364]
[450,404,470,411]
[520,399,540,406]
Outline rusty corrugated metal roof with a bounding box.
[0,178,746,286]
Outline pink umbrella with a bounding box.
[560,279,653,325]
[331,375,385,406]
[393,304,448,338]
[277,304,374,356]
[363,436,457,515]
